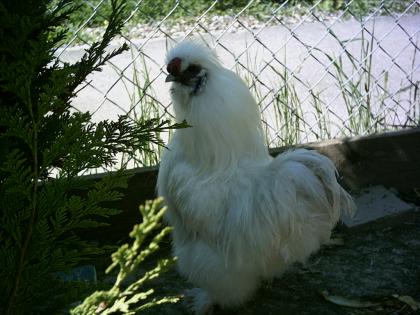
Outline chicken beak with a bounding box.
[165,74,176,83]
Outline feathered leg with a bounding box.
[175,238,259,314]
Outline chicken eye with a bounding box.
[184,64,201,76]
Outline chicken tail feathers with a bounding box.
[276,148,356,222]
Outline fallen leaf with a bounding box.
[326,238,345,246]
[321,290,378,308]
[392,294,420,311]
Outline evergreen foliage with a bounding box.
[71,198,179,314]
[0,1,185,314]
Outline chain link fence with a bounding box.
[57,0,420,168]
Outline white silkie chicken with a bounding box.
[157,41,355,315]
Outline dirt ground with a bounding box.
[143,209,420,315]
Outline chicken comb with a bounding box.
[167,57,182,75]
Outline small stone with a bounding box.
[56,264,97,283]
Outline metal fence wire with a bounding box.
[57,0,420,168]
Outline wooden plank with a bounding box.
[269,127,420,191]
[79,166,159,241]
[84,128,420,241]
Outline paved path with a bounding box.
[60,14,420,141]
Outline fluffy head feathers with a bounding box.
[165,41,221,72]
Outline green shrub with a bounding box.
[0,1,185,313]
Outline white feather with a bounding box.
[157,41,355,314]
